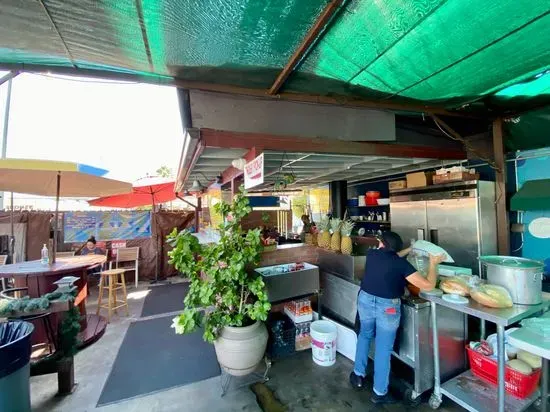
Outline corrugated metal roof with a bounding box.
[180,148,458,191]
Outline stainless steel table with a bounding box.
[420,292,550,412]
[508,327,550,412]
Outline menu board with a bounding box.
[64,211,151,243]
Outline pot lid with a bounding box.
[479,255,544,269]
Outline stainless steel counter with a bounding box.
[318,248,366,284]
[419,292,550,326]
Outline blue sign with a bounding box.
[64,211,151,243]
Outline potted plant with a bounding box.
[167,189,271,376]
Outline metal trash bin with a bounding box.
[0,321,35,412]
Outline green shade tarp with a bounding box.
[0,0,549,114]
[511,179,550,211]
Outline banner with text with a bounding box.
[64,211,152,243]
[244,153,264,189]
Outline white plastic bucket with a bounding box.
[310,320,337,366]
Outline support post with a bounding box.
[195,196,201,232]
[492,118,509,254]
[1,77,13,211]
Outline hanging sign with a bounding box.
[244,153,264,189]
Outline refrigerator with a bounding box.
[390,180,497,275]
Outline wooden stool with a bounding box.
[96,269,129,322]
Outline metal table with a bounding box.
[420,292,550,412]
[508,327,550,412]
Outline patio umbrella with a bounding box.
[0,158,132,263]
[88,177,177,283]
[87,176,177,208]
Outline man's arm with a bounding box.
[397,246,411,258]
[406,254,446,291]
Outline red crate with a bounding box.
[466,346,541,399]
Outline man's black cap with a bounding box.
[378,231,404,253]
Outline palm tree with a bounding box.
[156,165,172,178]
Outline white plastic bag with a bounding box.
[412,240,454,263]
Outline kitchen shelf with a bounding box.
[439,370,538,412]
[347,205,390,208]
[354,220,390,224]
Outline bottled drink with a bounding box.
[41,244,49,265]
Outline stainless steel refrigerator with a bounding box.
[390,180,497,275]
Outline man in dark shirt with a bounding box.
[350,231,444,404]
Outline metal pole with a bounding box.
[496,325,505,412]
[10,191,14,262]
[431,302,441,396]
[1,78,13,211]
[52,172,60,264]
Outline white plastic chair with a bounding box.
[115,247,140,288]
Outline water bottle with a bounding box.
[41,244,49,265]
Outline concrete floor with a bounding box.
[29,278,468,412]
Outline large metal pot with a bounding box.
[479,256,544,305]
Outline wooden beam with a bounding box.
[0,63,480,118]
[200,129,467,160]
[268,0,344,95]
[492,118,510,254]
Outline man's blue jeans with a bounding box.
[353,290,401,396]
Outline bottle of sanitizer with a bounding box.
[41,244,49,265]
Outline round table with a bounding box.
[0,255,108,347]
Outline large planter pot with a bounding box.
[213,321,268,376]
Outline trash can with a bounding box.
[0,321,35,412]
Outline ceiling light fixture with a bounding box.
[232,158,246,170]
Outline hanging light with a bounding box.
[232,158,246,170]
[188,180,205,195]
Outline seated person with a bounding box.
[80,236,104,256]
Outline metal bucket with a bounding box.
[480,256,544,305]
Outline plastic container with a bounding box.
[310,320,337,366]
[266,313,295,359]
[466,346,541,399]
[40,244,48,265]
[0,321,35,412]
[365,191,380,206]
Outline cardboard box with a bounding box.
[406,172,433,188]
[389,180,407,191]
[433,172,479,185]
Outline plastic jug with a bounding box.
[40,244,48,265]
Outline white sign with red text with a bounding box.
[244,153,264,189]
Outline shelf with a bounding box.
[347,205,390,208]
[354,220,390,225]
[440,369,538,412]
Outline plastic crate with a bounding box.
[466,346,541,399]
[266,313,296,358]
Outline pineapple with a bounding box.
[340,220,355,255]
[317,217,331,248]
[330,218,342,251]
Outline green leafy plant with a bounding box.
[167,188,271,343]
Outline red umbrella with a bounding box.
[88,177,178,284]
[88,177,177,208]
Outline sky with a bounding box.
[0,72,184,210]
